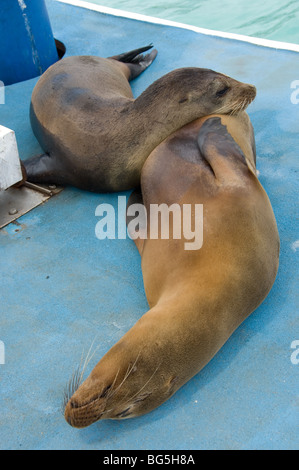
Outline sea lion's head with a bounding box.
[63,328,185,428]
[141,67,256,119]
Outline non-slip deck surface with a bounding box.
[0,0,298,450]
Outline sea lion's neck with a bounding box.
[130,84,197,159]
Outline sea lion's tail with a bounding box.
[109,45,158,80]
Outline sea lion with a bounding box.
[24,45,256,192]
[63,111,279,427]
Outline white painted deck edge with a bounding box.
[56,0,299,52]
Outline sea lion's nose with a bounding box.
[249,84,257,98]
[64,402,75,426]
[65,414,73,426]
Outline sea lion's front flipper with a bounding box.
[109,45,158,80]
[197,117,250,183]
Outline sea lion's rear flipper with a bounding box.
[126,187,146,255]
[22,153,63,186]
[109,45,158,80]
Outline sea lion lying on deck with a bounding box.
[25,44,256,192]
[64,111,279,427]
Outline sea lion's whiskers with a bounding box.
[215,102,232,114]
[106,364,132,400]
[229,103,239,115]
[100,407,114,417]
[106,350,142,400]
[216,98,242,115]
[231,98,245,115]
[79,336,101,384]
[63,336,101,409]
[105,367,121,400]
[216,93,253,116]
[63,365,81,409]
[124,362,162,406]
[123,389,132,400]
[62,348,86,409]
[239,99,247,114]
[243,96,250,109]
[232,98,245,115]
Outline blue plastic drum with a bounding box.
[0,0,59,85]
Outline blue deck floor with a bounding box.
[0,0,298,450]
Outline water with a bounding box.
[88,0,299,45]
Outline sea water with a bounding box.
[87,0,299,45]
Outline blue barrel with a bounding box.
[0,0,59,85]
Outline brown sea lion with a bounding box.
[24,44,256,192]
[63,111,279,427]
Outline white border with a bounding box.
[56,0,299,52]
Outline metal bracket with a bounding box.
[0,183,63,229]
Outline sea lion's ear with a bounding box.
[178,92,191,104]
